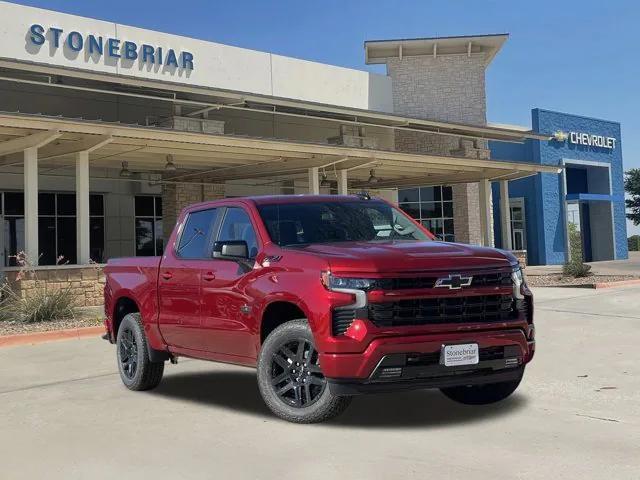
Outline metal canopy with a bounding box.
[0,60,549,144]
[0,112,560,190]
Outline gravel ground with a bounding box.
[0,316,102,336]
[526,274,639,287]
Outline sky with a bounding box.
[11,0,640,235]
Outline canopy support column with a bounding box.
[337,169,348,195]
[478,178,493,247]
[308,167,320,194]
[500,180,513,250]
[76,151,91,264]
[24,147,39,264]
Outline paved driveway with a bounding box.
[1,287,639,479]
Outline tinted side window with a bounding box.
[218,208,258,258]
[176,209,217,259]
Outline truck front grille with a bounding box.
[370,271,512,290]
[368,294,515,328]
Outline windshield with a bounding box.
[257,200,431,246]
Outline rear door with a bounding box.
[158,207,219,350]
[199,206,261,358]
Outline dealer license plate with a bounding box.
[441,343,479,367]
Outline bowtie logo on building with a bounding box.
[552,130,568,142]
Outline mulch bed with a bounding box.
[526,274,640,288]
[0,316,102,337]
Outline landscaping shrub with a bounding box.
[0,252,77,323]
[628,235,640,252]
[0,282,76,323]
[562,261,592,278]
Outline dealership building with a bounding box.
[0,1,628,305]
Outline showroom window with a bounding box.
[398,186,455,241]
[135,196,163,256]
[1,192,105,266]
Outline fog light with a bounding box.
[379,367,403,379]
[505,358,520,368]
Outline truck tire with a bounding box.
[440,371,523,405]
[116,313,164,391]
[257,319,351,423]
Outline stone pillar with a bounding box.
[452,183,482,245]
[162,180,225,242]
[383,51,492,245]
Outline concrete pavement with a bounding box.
[1,286,639,479]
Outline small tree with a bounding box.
[625,169,640,226]
[629,235,640,252]
[563,222,592,277]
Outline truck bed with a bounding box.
[104,256,163,328]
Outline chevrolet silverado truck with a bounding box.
[103,194,534,423]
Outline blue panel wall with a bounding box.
[490,108,628,265]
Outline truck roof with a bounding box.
[247,194,377,206]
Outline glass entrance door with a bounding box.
[509,199,527,251]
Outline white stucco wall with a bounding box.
[0,1,393,112]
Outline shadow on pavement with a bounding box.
[335,390,527,429]
[151,370,271,418]
[151,370,528,429]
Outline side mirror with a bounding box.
[213,240,249,260]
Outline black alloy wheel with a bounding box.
[257,319,352,423]
[119,327,138,379]
[116,313,164,391]
[270,338,326,407]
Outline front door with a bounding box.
[200,206,260,359]
[158,207,219,350]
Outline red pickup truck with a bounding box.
[104,194,534,423]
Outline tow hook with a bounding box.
[170,356,179,365]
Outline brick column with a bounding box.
[384,53,492,244]
[162,180,225,242]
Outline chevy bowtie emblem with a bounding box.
[435,274,473,290]
[552,130,568,142]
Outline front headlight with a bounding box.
[321,272,371,309]
[511,266,526,299]
[322,274,375,291]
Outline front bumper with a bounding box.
[318,328,534,391]
[329,365,525,395]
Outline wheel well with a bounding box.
[261,301,306,344]
[113,297,139,338]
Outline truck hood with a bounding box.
[292,241,517,274]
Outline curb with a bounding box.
[591,279,640,289]
[549,279,640,289]
[0,326,104,348]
